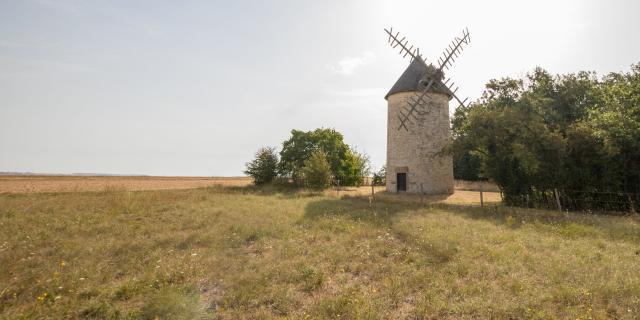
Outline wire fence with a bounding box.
[505,189,639,215]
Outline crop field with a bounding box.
[1,183,639,319]
[0,175,252,194]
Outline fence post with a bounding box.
[479,182,484,207]
[629,193,637,215]
[371,182,374,198]
[336,180,340,197]
[554,188,562,212]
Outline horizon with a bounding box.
[2,0,640,176]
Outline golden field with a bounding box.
[0,175,252,194]
[0,175,500,207]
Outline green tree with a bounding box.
[278,128,369,186]
[449,63,640,209]
[244,147,279,185]
[300,149,333,189]
[340,149,370,186]
[453,151,482,181]
[372,165,386,186]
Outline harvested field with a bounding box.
[0,175,252,194]
[0,176,500,207]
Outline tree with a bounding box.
[244,147,279,185]
[448,63,640,209]
[340,149,370,186]
[300,149,333,189]
[453,151,482,181]
[278,128,369,186]
[372,165,386,186]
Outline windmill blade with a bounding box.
[388,27,472,131]
[384,27,427,64]
[401,94,436,126]
[436,28,470,72]
[401,104,426,123]
[397,79,437,130]
[441,76,471,108]
[450,90,470,109]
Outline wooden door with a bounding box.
[397,173,406,192]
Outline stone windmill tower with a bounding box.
[384,27,471,194]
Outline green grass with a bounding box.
[1,186,639,319]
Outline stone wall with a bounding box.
[454,180,500,192]
[386,91,454,194]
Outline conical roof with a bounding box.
[385,59,452,100]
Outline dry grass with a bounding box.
[1,186,639,319]
[0,176,252,194]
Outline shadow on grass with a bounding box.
[205,184,325,199]
[450,203,640,244]
[302,194,640,244]
[204,184,639,243]
[302,195,429,227]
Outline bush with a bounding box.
[449,64,640,210]
[279,128,370,186]
[300,150,333,189]
[372,165,386,186]
[244,147,279,185]
[341,149,370,186]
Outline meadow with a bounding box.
[0,182,639,319]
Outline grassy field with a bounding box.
[1,185,639,319]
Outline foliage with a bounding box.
[244,147,279,185]
[372,165,386,186]
[279,128,370,186]
[453,151,482,181]
[300,149,333,189]
[449,64,640,209]
[341,149,370,186]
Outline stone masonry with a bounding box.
[385,91,454,194]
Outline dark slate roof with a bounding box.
[385,59,452,100]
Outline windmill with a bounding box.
[385,27,471,131]
[382,27,472,194]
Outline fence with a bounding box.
[505,189,639,214]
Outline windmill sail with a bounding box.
[389,28,472,131]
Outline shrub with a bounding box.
[279,128,370,186]
[449,64,640,210]
[372,165,386,186]
[340,149,370,186]
[300,150,333,189]
[244,147,279,185]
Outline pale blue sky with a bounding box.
[1,0,639,176]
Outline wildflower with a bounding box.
[59,260,66,268]
[36,292,48,302]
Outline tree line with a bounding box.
[245,128,370,189]
[450,63,640,210]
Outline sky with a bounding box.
[1,0,639,176]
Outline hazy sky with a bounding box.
[1,0,639,176]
